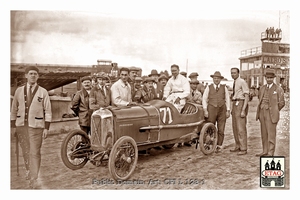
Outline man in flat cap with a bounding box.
[163,64,190,112]
[202,71,230,153]
[134,77,156,103]
[255,69,285,157]
[230,67,250,155]
[187,79,202,105]
[11,66,52,189]
[71,76,94,136]
[189,72,205,95]
[89,72,111,110]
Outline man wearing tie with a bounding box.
[202,71,230,153]
[230,67,249,155]
[89,72,111,111]
[11,66,52,189]
[255,69,285,156]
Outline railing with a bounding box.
[240,46,262,57]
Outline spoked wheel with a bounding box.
[199,123,218,155]
[61,129,90,170]
[108,136,138,181]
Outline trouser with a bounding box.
[231,101,248,151]
[207,104,227,146]
[80,126,91,135]
[165,93,186,112]
[16,125,43,180]
[259,108,277,156]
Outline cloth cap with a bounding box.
[25,66,39,74]
[81,76,92,82]
[188,72,199,78]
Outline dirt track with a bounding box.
[10,95,290,190]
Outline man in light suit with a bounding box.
[256,69,285,157]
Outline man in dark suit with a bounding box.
[71,76,93,135]
[255,69,285,157]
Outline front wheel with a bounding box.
[199,123,218,155]
[108,136,138,181]
[61,129,90,170]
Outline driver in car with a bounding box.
[163,64,190,112]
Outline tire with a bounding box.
[199,123,218,155]
[162,144,175,149]
[61,129,90,170]
[108,136,138,181]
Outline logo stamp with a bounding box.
[260,156,285,188]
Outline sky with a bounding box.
[9,5,290,80]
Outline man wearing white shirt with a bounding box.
[111,67,137,107]
[163,64,190,112]
[202,71,230,153]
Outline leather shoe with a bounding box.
[237,150,247,155]
[256,152,267,157]
[230,148,240,152]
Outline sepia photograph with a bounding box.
[4,0,298,198]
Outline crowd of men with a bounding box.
[10,64,285,189]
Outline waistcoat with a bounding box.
[208,84,226,107]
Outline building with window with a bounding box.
[239,29,289,92]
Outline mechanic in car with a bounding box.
[89,72,111,111]
[133,77,156,103]
[110,67,137,107]
[186,79,203,105]
[163,64,190,112]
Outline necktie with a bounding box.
[216,85,219,92]
[27,85,32,105]
[233,81,236,96]
[192,90,195,97]
[102,86,106,96]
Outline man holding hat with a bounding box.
[89,72,111,111]
[255,68,285,157]
[187,79,202,105]
[230,67,250,155]
[189,72,205,95]
[202,71,231,153]
[11,66,52,188]
[71,75,94,135]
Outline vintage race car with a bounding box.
[61,100,218,181]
